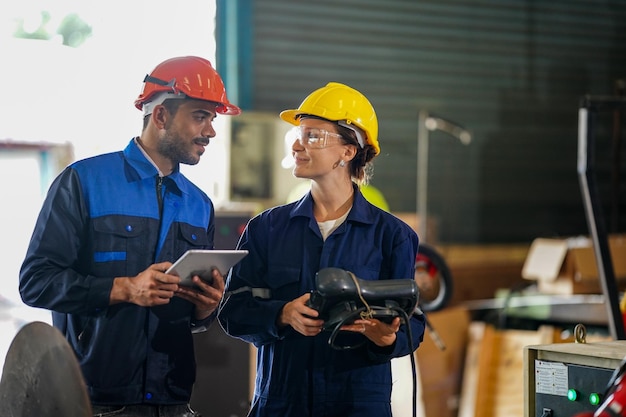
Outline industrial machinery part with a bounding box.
[415,242,453,312]
[525,340,626,417]
[0,321,91,417]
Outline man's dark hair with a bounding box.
[142,99,185,130]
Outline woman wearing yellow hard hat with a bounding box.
[218,82,425,417]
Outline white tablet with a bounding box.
[166,249,249,288]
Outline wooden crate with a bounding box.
[458,323,613,417]
[458,323,555,417]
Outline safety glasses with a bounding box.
[286,126,344,149]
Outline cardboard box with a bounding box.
[521,234,626,294]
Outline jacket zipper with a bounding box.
[156,176,164,217]
[155,176,165,257]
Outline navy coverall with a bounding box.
[218,187,425,417]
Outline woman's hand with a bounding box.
[277,293,324,336]
[341,317,401,347]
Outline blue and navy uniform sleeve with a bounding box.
[20,167,113,315]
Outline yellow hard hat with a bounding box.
[280,82,380,155]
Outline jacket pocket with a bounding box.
[178,222,211,246]
[266,264,301,300]
[171,222,211,258]
[91,216,151,276]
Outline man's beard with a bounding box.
[158,129,201,166]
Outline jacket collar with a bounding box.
[123,138,192,195]
[290,183,376,226]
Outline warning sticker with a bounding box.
[535,360,569,396]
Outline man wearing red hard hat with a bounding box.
[20,56,240,416]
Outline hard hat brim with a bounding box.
[279,109,301,125]
[218,102,242,116]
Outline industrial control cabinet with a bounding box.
[525,341,626,417]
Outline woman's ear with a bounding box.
[344,144,358,162]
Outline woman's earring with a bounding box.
[339,160,345,167]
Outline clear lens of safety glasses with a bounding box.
[286,126,343,149]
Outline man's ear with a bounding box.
[151,105,168,129]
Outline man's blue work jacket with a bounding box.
[19,139,215,405]
[218,187,426,417]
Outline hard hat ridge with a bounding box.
[134,56,240,116]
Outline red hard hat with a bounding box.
[134,56,240,115]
